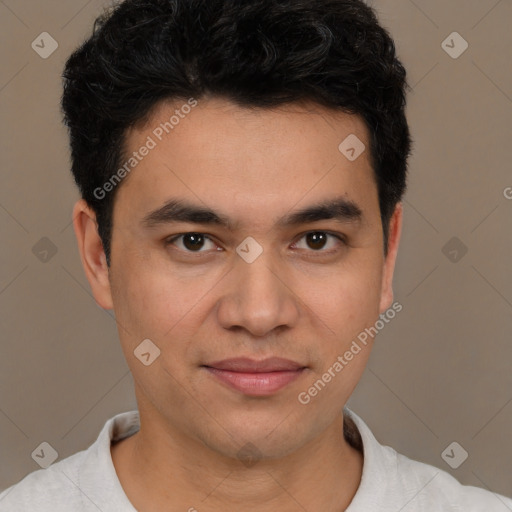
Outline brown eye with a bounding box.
[306,232,328,250]
[166,233,218,252]
[293,231,345,253]
[182,233,205,251]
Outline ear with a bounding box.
[379,202,403,313]
[72,199,114,310]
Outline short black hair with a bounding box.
[62,0,412,266]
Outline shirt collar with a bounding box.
[81,407,395,511]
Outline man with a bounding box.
[1,0,511,510]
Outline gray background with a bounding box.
[1,0,511,500]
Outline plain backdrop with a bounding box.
[1,0,511,498]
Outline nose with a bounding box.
[216,251,300,338]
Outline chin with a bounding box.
[197,411,312,463]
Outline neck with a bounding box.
[111,410,363,512]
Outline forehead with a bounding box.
[114,97,377,228]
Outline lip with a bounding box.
[203,357,307,396]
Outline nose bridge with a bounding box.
[217,248,300,336]
[240,252,281,301]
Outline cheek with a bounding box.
[111,253,197,332]
[110,259,202,396]
[110,253,227,372]
[295,257,383,340]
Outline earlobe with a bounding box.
[72,199,114,310]
[379,202,403,313]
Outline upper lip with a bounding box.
[204,357,305,373]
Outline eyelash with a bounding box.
[164,231,347,256]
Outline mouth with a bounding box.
[202,357,307,396]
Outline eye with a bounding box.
[292,231,345,252]
[165,233,220,252]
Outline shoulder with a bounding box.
[0,451,88,511]
[393,449,512,511]
[344,408,512,511]
[0,410,139,512]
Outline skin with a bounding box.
[73,96,403,512]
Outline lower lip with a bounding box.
[204,367,305,396]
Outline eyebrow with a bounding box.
[141,196,363,230]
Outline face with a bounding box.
[75,96,402,460]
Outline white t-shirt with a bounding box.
[1,407,511,511]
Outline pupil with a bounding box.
[307,232,327,250]
[183,233,204,251]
